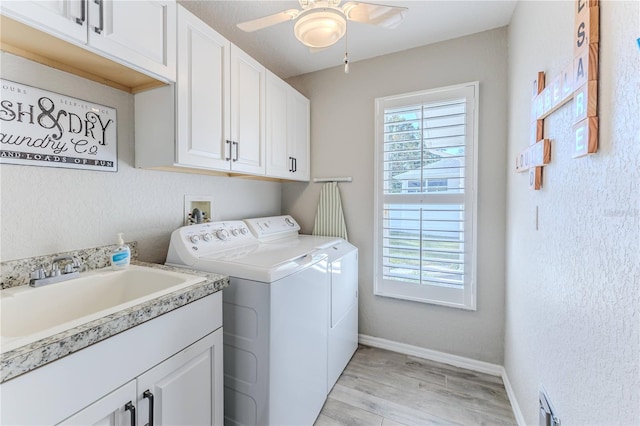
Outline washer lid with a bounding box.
[200,241,319,268]
[196,245,327,282]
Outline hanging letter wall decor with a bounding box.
[0,79,118,172]
[516,0,599,190]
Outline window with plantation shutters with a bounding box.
[374,82,478,309]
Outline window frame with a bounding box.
[373,82,479,310]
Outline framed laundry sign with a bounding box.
[0,79,117,172]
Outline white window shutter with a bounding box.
[374,82,478,310]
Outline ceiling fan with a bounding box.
[237,0,408,50]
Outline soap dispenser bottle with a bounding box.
[111,232,131,270]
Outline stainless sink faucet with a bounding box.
[52,255,82,274]
[30,256,83,288]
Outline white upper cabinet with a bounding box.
[177,12,265,174]
[288,86,311,180]
[266,71,310,181]
[87,0,176,81]
[0,0,89,43]
[266,72,290,179]
[1,0,176,82]
[229,45,266,175]
[175,5,230,170]
[136,6,267,176]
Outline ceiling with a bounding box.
[178,1,517,79]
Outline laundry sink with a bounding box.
[0,265,205,353]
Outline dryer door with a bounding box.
[328,248,359,391]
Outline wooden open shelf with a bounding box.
[0,15,167,93]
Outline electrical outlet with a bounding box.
[539,388,560,426]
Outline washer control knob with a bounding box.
[285,217,295,227]
[189,235,200,244]
[216,229,230,241]
[202,233,213,242]
[240,228,248,235]
[231,229,239,236]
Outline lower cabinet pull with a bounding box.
[143,390,155,426]
[124,401,136,426]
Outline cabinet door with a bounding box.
[288,89,311,181]
[176,6,231,170]
[137,329,223,426]
[58,381,137,426]
[88,0,176,81]
[230,45,266,175]
[265,71,310,181]
[265,71,291,179]
[0,0,87,43]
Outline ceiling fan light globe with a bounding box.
[294,10,346,48]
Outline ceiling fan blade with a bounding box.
[237,9,300,32]
[341,2,407,29]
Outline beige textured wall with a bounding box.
[0,52,281,263]
[284,27,509,364]
[505,1,640,424]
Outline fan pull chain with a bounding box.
[344,21,350,74]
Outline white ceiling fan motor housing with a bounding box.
[294,9,347,48]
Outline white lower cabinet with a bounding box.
[0,292,223,425]
[58,329,223,426]
[58,381,137,426]
[136,329,223,426]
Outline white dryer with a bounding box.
[244,215,359,392]
[166,220,329,426]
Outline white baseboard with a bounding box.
[358,334,503,376]
[358,334,524,425]
[500,368,526,426]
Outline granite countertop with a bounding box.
[0,261,228,383]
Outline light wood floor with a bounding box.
[315,345,516,426]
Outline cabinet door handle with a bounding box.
[75,0,86,25]
[293,157,297,173]
[232,141,239,162]
[143,390,155,426]
[124,401,136,426]
[225,140,232,161]
[93,0,104,34]
[288,156,293,172]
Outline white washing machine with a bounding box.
[166,219,330,426]
[244,215,359,392]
